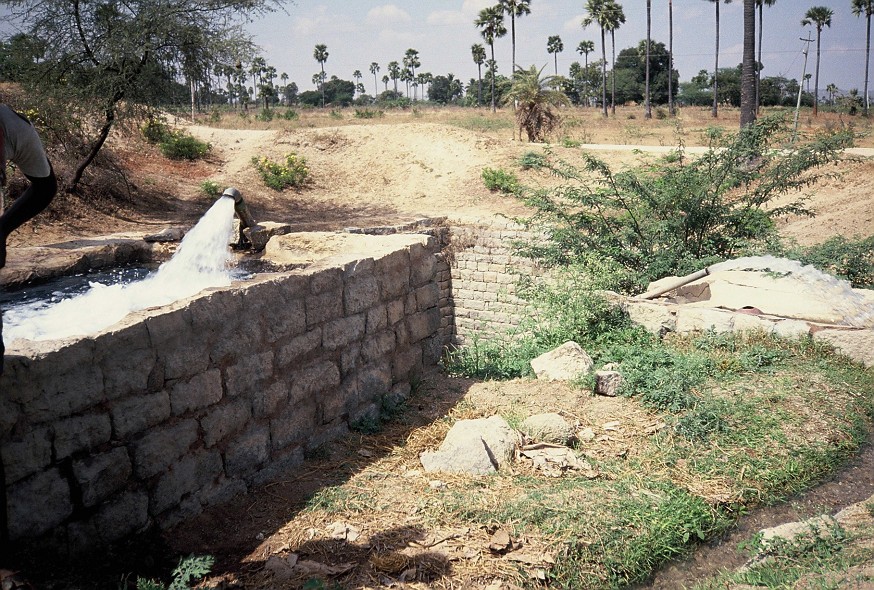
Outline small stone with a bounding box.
[595,370,623,397]
[530,342,594,381]
[577,428,596,442]
[521,413,574,445]
[429,480,446,489]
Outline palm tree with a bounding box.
[505,65,570,142]
[645,0,652,119]
[388,61,401,94]
[826,82,838,104]
[577,40,595,105]
[668,0,676,115]
[403,48,421,100]
[852,0,874,116]
[313,43,329,107]
[353,69,363,96]
[603,1,626,116]
[707,0,732,118]
[756,0,777,113]
[498,0,532,75]
[369,62,380,97]
[472,43,487,107]
[740,0,757,127]
[475,5,507,112]
[583,0,610,117]
[280,72,288,105]
[802,5,834,116]
[382,74,389,92]
[547,35,564,75]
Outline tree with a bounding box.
[826,82,838,104]
[583,0,610,117]
[429,73,464,104]
[612,40,677,104]
[314,44,329,107]
[403,48,420,99]
[576,40,596,105]
[381,74,389,92]
[707,0,733,118]
[472,43,487,107]
[475,6,507,112]
[388,61,401,94]
[505,65,569,141]
[740,0,757,127]
[668,0,676,114]
[603,1,626,116]
[353,69,363,96]
[498,0,532,76]
[547,35,564,75]
[369,62,380,97]
[1,0,275,192]
[645,0,652,118]
[852,0,874,116]
[756,1,777,113]
[802,6,834,116]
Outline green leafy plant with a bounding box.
[256,108,274,122]
[252,153,309,190]
[789,234,874,289]
[481,167,520,193]
[131,555,214,590]
[562,137,582,148]
[159,133,210,160]
[141,117,171,143]
[282,109,299,120]
[519,151,547,170]
[353,108,384,119]
[199,180,221,197]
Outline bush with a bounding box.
[354,108,384,119]
[256,108,274,122]
[481,167,519,193]
[199,180,221,197]
[159,133,210,160]
[789,235,874,289]
[282,109,299,121]
[519,151,547,170]
[252,153,309,190]
[141,117,171,143]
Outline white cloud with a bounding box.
[427,10,467,26]
[563,14,587,33]
[366,4,412,26]
[462,0,492,16]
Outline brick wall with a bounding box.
[0,234,442,549]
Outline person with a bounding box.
[0,103,58,374]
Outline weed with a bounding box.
[354,108,384,119]
[141,117,171,143]
[655,107,668,120]
[252,153,309,190]
[562,137,582,148]
[329,109,343,119]
[127,554,214,590]
[481,167,519,193]
[256,108,273,122]
[199,180,221,197]
[283,109,299,121]
[519,151,547,170]
[208,110,221,124]
[159,133,210,160]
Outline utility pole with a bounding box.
[793,33,813,143]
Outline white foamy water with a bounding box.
[709,255,874,328]
[3,196,238,343]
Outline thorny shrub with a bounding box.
[252,153,309,190]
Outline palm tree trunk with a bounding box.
[645,0,652,119]
[741,0,757,127]
[814,27,821,116]
[713,0,720,118]
[554,53,558,75]
[477,64,483,107]
[756,2,763,113]
[490,43,496,113]
[865,12,871,116]
[511,13,517,75]
[668,0,675,115]
[611,29,616,115]
[601,27,608,117]
[320,64,325,108]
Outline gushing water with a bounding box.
[3,196,238,343]
[709,255,874,328]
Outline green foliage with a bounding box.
[353,108,384,119]
[516,117,853,288]
[199,180,221,197]
[329,109,343,119]
[256,108,273,122]
[614,345,713,412]
[505,65,570,142]
[562,137,582,148]
[519,151,547,170]
[141,117,171,143]
[789,234,874,289]
[159,133,210,160]
[252,153,309,190]
[282,109,299,120]
[133,555,214,590]
[481,167,520,193]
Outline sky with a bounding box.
[249,0,871,98]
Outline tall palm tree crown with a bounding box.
[498,0,532,75]
[313,44,328,107]
[602,1,626,116]
[852,0,874,115]
[472,43,487,107]
[505,65,570,142]
[369,62,380,97]
[802,5,834,116]
[388,61,401,93]
[707,0,733,118]
[547,35,564,75]
[475,5,507,112]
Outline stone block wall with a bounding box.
[0,234,442,549]
[442,222,542,345]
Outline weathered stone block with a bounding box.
[201,398,251,447]
[357,362,393,403]
[197,476,247,508]
[386,299,405,326]
[321,377,357,423]
[340,342,362,375]
[366,305,388,334]
[323,314,366,350]
[54,413,112,459]
[415,283,440,311]
[151,449,222,515]
[276,328,322,369]
[813,328,874,367]
[94,490,149,542]
[94,323,156,399]
[225,351,274,398]
[1,427,52,484]
[224,426,270,478]
[342,257,375,279]
[289,361,341,406]
[306,290,343,327]
[344,274,380,315]
[675,307,734,334]
[625,301,677,336]
[73,447,132,507]
[265,298,306,342]
[392,346,423,383]
[378,268,410,300]
[276,272,310,300]
[309,266,343,294]
[169,370,222,416]
[361,331,396,364]
[146,310,209,380]
[7,468,73,539]
[271,401,318,450]
[253,382,288,418]
[407,307,441,343]
[252,446,305,487]
[132,420,199,479]
[113,390,172,436]
[423,334,444,366]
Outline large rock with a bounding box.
[521,413,574,445]
[813,328,874,367]
[530,342,594,381]
[420,415,517,475]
